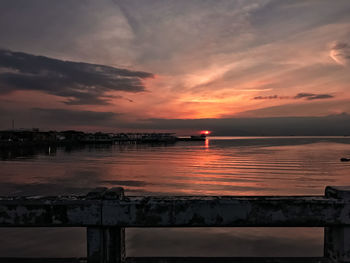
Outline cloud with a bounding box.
[294,93,334,100]
[253,95,286,100]
[253,93,334,100]
[330,41,350,66]
[0,49,153,105]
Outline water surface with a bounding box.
[1,136,350,257]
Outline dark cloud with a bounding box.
[254,95,277,100]
[0,49,153,105]
[253,95,287,100]
[253,93,334,100]
[307,94,333,100]
[294,93,314,99]
[294,93,334,100]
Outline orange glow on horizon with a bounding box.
[200,130,211,135]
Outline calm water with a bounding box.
[1,136,350,257]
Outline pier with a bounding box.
[0,130,188,147]
[1,186,350,262]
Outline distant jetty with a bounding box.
[177,134,206,141]
[0,129,207,148]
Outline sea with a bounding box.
[1,136,350,258]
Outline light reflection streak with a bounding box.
[205,138,209,149]
[1,138,350,257]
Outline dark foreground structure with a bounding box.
[0,186,350,263]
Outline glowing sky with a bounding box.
[0,0,350,131]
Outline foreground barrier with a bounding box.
[1,186,350,263]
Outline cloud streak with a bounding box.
[253,95,288,100]
[0,49,153,105]
[294,93,334,100]
[253,93,334,100]
[1,1,350,124]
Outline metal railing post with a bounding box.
[325,186,350,263]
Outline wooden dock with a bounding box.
[1,186,350,262]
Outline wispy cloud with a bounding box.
[253,95,288,100]
[330,41,350,66]
[1,0,350,126]
[253,93,334,100]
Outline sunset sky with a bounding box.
[1,0,350,133]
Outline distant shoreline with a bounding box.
[1,134,349,149]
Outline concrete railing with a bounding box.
[1,186,350,263]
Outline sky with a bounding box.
[0,0,350,134]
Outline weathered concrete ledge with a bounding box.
[102,196,350,227]
[0,258,329,263]
[0,195,349,227]
[1,186,350,263]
